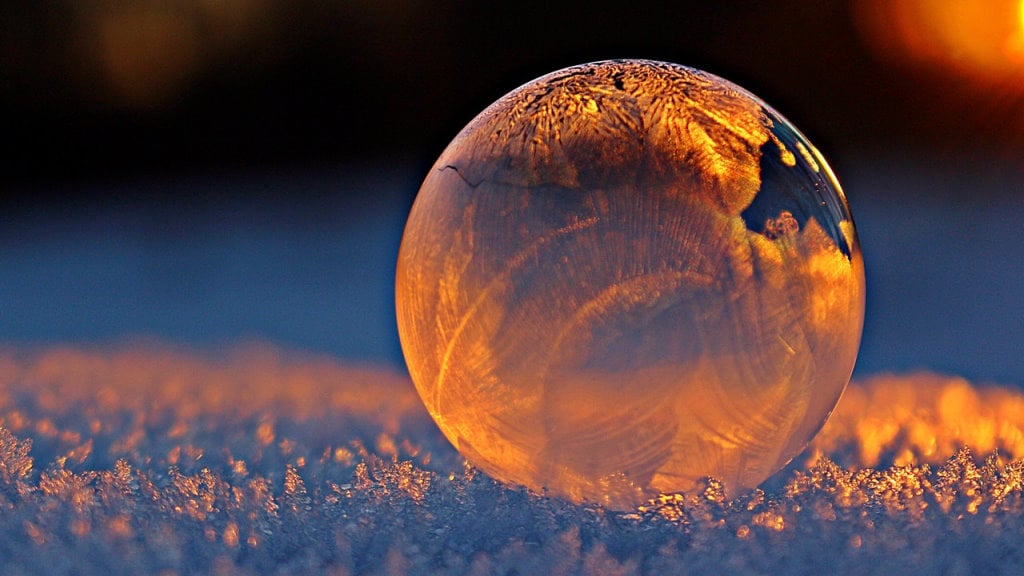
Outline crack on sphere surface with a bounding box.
[396,60,865,510]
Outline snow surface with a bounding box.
[0,344,1022,575]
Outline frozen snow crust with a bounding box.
[0,344,1021,575]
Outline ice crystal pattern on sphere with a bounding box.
[396,60,865,510]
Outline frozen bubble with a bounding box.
[396,60,865,509]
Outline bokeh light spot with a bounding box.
[856,0,1024,82]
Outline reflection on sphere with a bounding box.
[396,60,865,510]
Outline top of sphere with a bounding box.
[447,59,778,216]
[439,59,853,260]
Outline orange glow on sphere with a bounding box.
[396,60,865,509]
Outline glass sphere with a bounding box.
[396,60,865,510]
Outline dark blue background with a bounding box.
[3,154,1022,385]
[2,1,1023,385]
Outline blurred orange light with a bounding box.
[67,1,276,110]
[94,8,201,108]
[856,0,1024,82]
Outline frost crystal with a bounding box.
[0,346,1022,574]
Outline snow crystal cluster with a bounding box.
[0,346,1021,575]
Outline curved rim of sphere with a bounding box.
[396,59,865,510]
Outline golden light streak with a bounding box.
[811,373,1024,468]
[2,344,1024,477]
